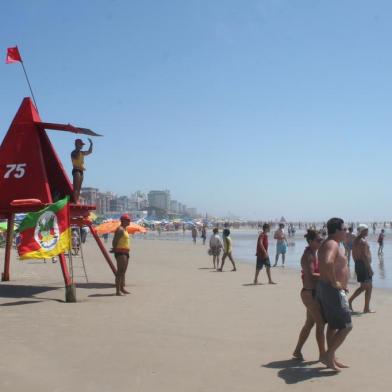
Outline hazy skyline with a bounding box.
[1,1,392,220]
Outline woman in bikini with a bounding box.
[293,229,326,361]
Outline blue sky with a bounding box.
[1,0,392,220]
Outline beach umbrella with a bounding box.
[94,220,120,235]
[126,223,147,234]
[95,220,147,235]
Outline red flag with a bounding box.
[6,46,22,64]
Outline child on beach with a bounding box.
[218,229,237,272]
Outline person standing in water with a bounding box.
[273,223,288,267]
[377,229,385,255]
[293,229,325,361]
[344,227,355,265]
[71,138,93,203]
[218,229,237,272]
[112,214,131,296]
[316,218,352,371]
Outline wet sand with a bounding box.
[0,238,391,391]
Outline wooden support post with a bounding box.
[86,222,117,275]
[58,253,76,302]
[2,214,15,281]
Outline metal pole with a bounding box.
[20,61,39,113]
[87,222,117,275]
[2,214,15,281]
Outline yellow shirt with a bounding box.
[115,229,130,252]
[72,152,85,171]
[223,236,232,253]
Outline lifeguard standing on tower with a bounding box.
[71,138,93,203]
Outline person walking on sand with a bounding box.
[254,223,276,284]
[71,138,93,203]
[349,224,375,313]
[377,229,385,255]
[273,223,288,267]
[209,228,223,269]
[112,214,132,296]
[293,229,326,361]
[316,218,352,371]
[218,229,237,272]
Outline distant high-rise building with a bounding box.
[96,192,114,214]
[148,190,171,212]
[80,187,99,205]
[170,200,179,213]
[131,191,148,210]
[110,195,130,213]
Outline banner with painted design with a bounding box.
[17,196,71,259]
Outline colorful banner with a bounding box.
[17,196,71,259]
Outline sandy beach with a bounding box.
[1,237,391,392]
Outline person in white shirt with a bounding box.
[209,228,223,270]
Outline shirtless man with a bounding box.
[71,138,93,203]
[349,224,374,313]
[273,223,288,267]
[316,218,352,371]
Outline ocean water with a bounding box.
[140,228,391,290]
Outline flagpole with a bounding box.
[20,60,39,113]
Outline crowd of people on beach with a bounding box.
[200,218,376,372]
[106,211,380,371]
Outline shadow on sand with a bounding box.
[0,300,43,306]
[0,284,64,305]
[89,293,118,298]
[262,359,338,384]
[0,284,59,298]
[76,282,114,289]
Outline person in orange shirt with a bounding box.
[112,214,131,296]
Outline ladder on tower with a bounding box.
[67,229,88,283]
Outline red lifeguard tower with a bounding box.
[0,98,116,302]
